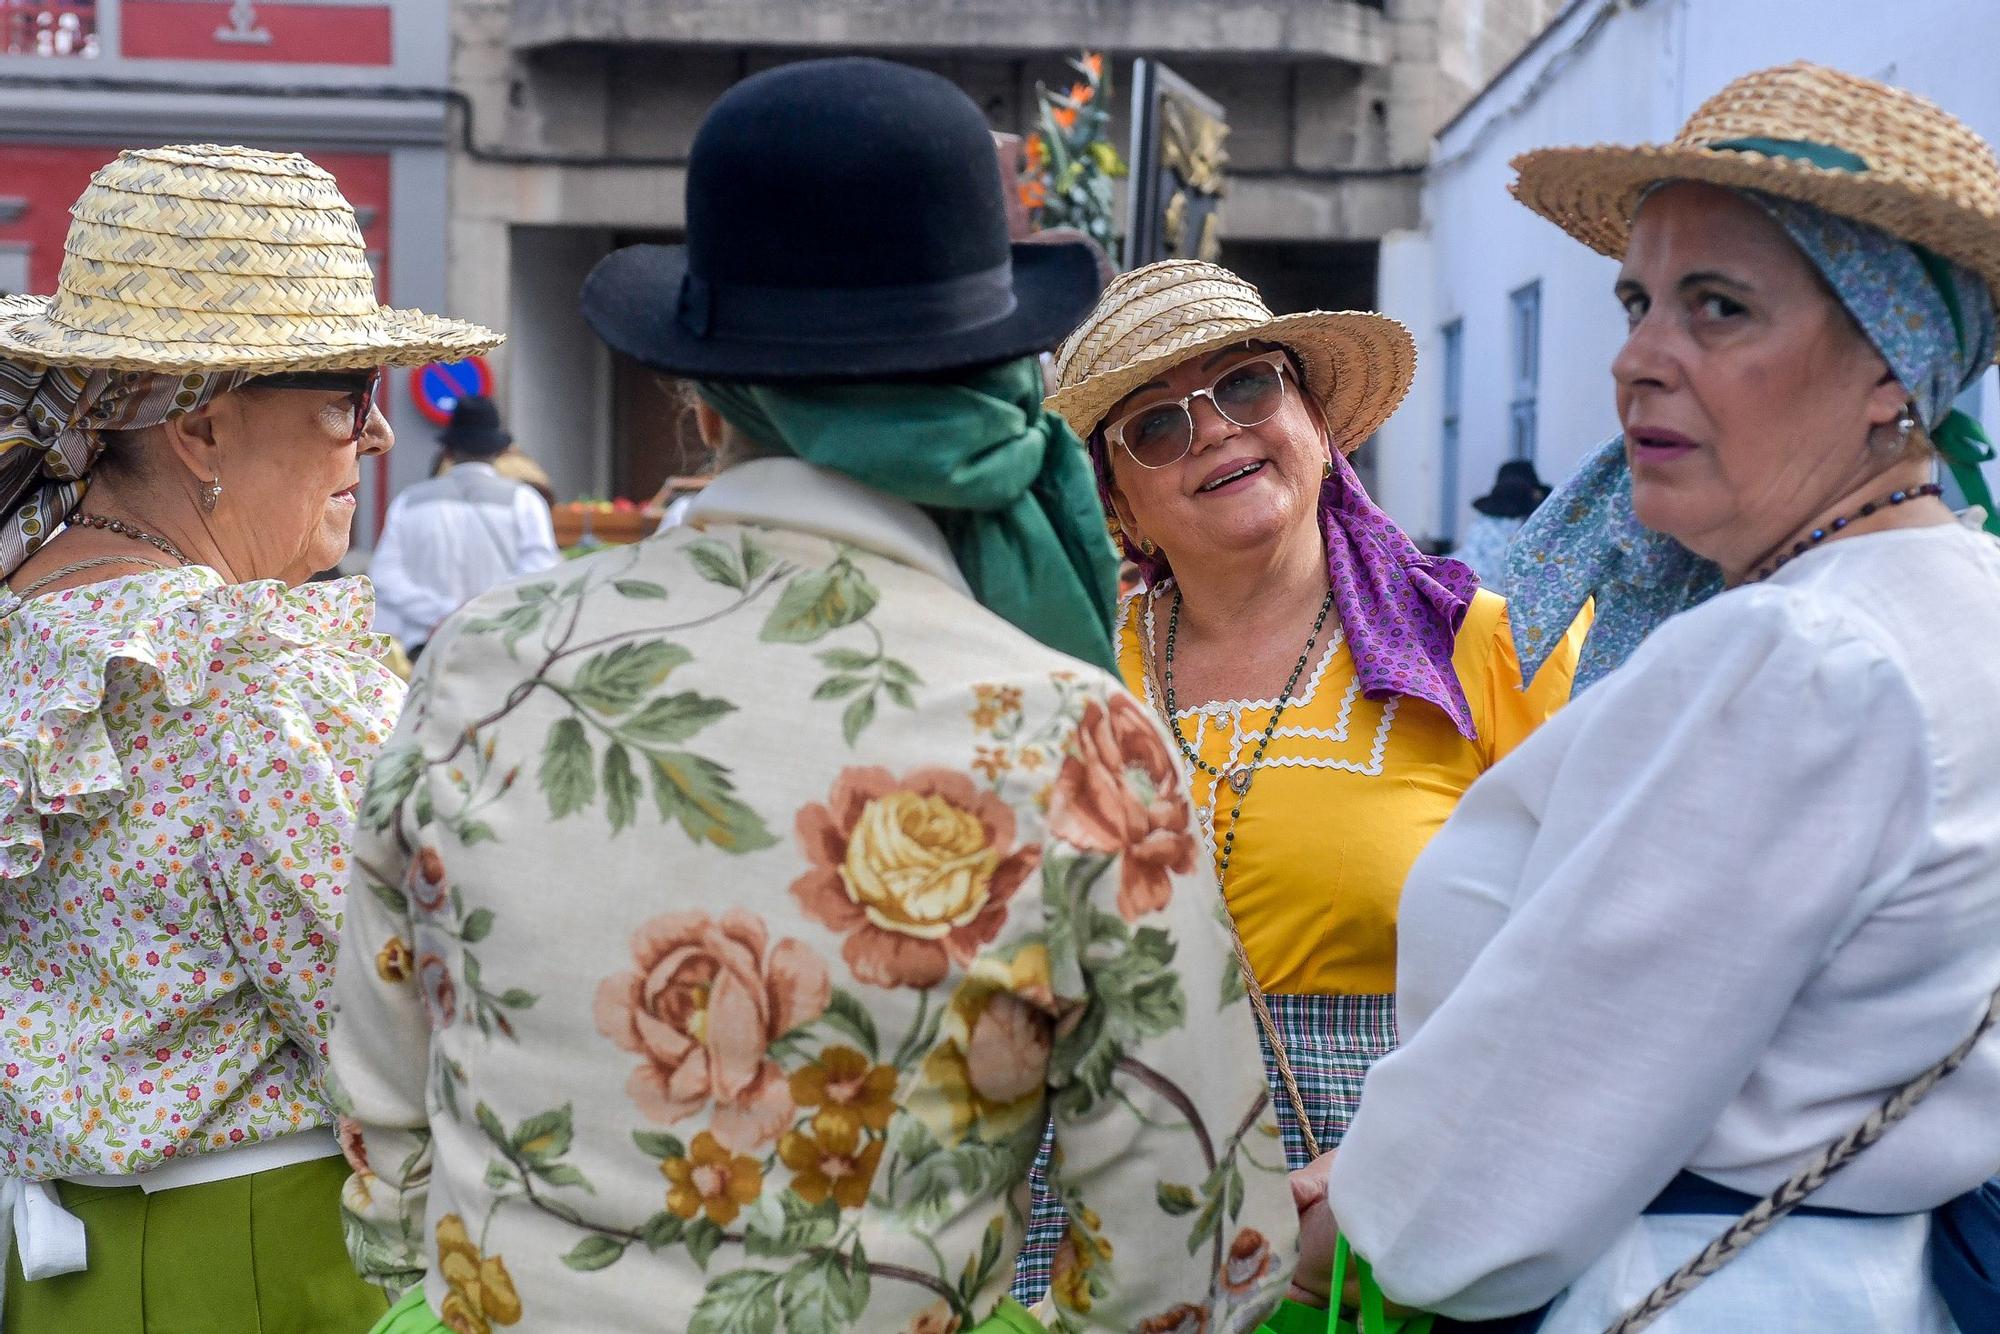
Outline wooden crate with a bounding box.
[553,506,659,548]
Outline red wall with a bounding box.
[0,143,389,297]
[121,2,392,65]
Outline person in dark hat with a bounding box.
[331,56,1301,1334]
[367,394,560,654]
[1456,458,1552,591]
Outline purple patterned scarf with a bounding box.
[1088,434,1480,739]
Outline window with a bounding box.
[3,2,99,57]
[1439,319,1464,544]
[1509,280,1541,461]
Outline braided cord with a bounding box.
[1605,980,2000,1332]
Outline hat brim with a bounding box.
[0,296,501,373]
[1045,309,1415,455]
[1510,142,2000,355]
[578,241,1103,382]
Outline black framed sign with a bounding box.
[1124,60,1230,269]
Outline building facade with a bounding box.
[1373,0,2000,547]
[0,0,461,549]
[446,0,1563,506]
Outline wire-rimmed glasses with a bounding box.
[1104,351,1293,469]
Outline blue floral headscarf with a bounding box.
[1507,185,2000,688]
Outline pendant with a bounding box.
[1226,766,1254,796]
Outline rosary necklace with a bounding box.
[1161,585,1334,880]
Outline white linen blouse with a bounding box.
[1328,521,2000,1331]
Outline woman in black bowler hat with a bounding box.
[331,57,1303,1333]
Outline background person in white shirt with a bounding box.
[369,395,561,652]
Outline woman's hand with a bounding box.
[1288,1151,1339,1307]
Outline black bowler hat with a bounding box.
[437,396,513,458]
[578,58,1104,382]
[1472,460,1552,518]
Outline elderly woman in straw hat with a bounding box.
[0,145,497,1331]
[330,59,1303,1334]
[1015,259,1587,1303]
[1301,64,2000,1332]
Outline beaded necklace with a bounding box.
[1747,483,1943,582]
[67,512,191,567]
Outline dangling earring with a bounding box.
[1323,453,1334,480]
[1897,407,1917,442]
[1138,537,1156,557]
[201,477,223,513]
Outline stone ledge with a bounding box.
[509,0,1391,65]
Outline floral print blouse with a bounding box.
[330,459,1297,1333]
[0,568,402,1179]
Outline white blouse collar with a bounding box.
[685,457,970,595]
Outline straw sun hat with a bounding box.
[1511,61,2000,334]
[0,144,498,373]
[1047,260,1415,455]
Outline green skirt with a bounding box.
[4,1155,389,1334]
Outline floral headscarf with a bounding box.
[0,359,249,578]
[1087,403,1481,740]
[1507,187,1999,688]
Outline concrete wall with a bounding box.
[506,225,615,503]
[1374,0,2000,544]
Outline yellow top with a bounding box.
[1116,586,1587,995]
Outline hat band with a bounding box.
[677,262,1018,345]
[1708,136,1869,173]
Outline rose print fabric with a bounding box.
[0,567,402,1178]
[329,460,1297,1332]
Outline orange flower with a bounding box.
[790,1045,898,1137]
[1084,53,1105,79]
[1066,80,1092,107]
[778,1118,885,1209]
[1139,1306,1208,1334]
[1051,105,1079,132]
[375,936,413,983]
[1220,1227,1275,1295]
[435,1214,522,1334]
[594,908,829,1151]
[661,1131,765,1226]
[1047,694,1197,921]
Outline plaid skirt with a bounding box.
[1010,992,1398,1304]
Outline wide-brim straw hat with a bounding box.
[1047,260,1414,455]
[1511,61,2000,342]
[0,144,499,373]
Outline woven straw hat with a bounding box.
[0,144,499,373]
[1511,61,2000,335]
[1047,260,1415,454]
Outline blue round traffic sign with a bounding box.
[410,355,494,426]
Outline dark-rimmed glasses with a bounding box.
[1105,351,1292,469]
[247,367,383,443]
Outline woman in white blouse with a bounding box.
[1299,64,2000,1332]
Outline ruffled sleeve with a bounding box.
[0,569,401,883]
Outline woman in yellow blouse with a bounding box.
[1014,259,1584,1303]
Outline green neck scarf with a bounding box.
[697,358,1120,672]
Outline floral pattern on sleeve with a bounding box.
[0,568,401,1179]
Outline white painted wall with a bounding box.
[1377,0,2000,544]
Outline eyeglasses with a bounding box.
[1105,351,1293,469]
[246,367,383,443]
